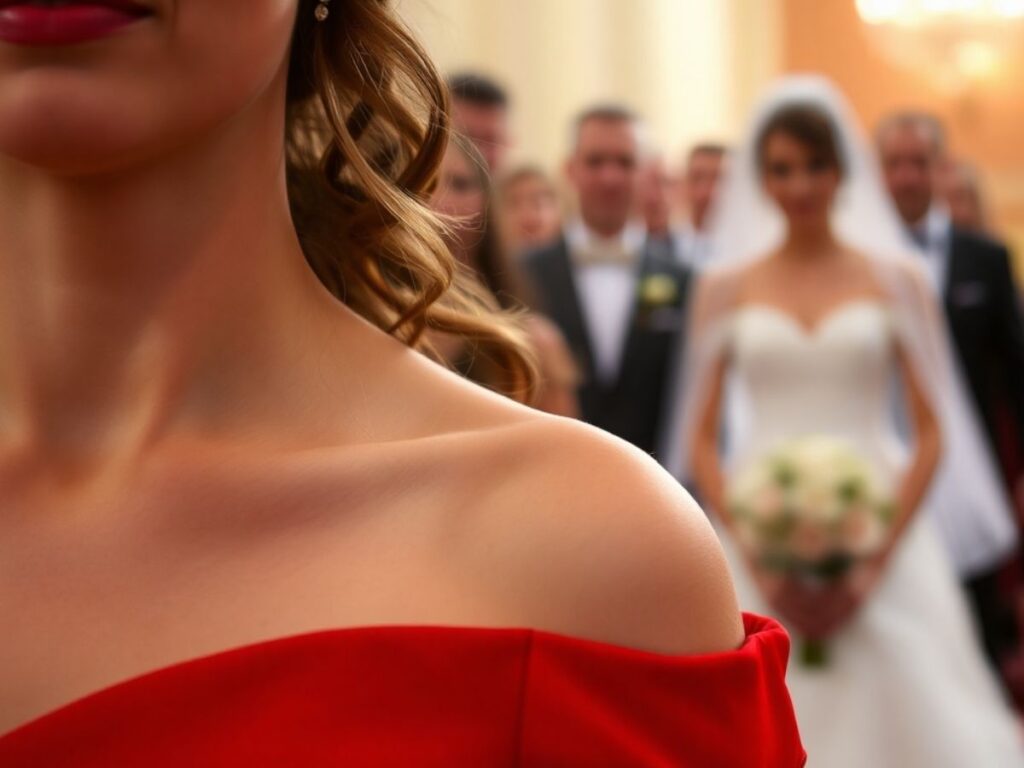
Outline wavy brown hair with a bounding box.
[285,0,535,401]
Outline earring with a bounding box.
[314,0,330,22]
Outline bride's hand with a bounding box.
[753,575,847,641]
[754,558,887,641]
[749,568,823,638]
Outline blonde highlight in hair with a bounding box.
[285,0,536,401]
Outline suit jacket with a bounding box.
[943,229,1024,480]
[522,236,692,457]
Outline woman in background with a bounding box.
[496,164,563,258]
[431,136,579,417]
[940,159,996,237]
[0,0,802,764]
[684,76,1021,767]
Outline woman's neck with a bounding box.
[780,221,841,260]
[0,81,345,478]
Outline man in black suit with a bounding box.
[879,111,1024,673]
[522,105,691,459]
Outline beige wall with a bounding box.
[398,0,780,170]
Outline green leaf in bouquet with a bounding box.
[878,501,898,525]
[836,476,866,503]
[759,511,797,542]
[808,552,855,580]
[771,459,798,489]
[758,550,795,573]
[801,638,829,669]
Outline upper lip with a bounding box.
[0,0,152,11]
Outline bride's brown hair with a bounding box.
[755,103,846,179]
[285,0,535,401]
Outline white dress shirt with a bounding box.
[566,220,647,383]
[906,205,953,292]
[672,222,713,270]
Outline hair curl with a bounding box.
[285,0,536,401]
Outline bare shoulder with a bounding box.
[463,416,744,655]
[356,336,742,654]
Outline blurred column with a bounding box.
[726,0,783,128]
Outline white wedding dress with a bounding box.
[719,298,1024,767]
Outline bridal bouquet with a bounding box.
[727,436,896,667]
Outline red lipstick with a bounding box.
[0,2,151,47]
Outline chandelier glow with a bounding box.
[855,0,1024,86]
[856,0,1024,24]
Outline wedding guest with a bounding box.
[878,110,1024,674]
[522,105,693,459]
[448,72,511,175]
[495,165,562,258]
[940,159,995,237]
[0,1,803,764]
[674,142,727,269]
[431,137,579,418]
[639,155,675,240]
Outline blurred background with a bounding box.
[401,0,1024,273]
[419,0,1024,745]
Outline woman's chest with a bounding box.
[0,475,498,736]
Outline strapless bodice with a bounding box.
[729,301,901,469]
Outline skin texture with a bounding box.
[689,131,942,642]
[566,117,643,237]
[0,0,742,734]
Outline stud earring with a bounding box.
[314,0,330,22]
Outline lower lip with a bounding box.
[0,5,148,47]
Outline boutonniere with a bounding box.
[638,273,678,308]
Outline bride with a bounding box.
[681,77,1023,766]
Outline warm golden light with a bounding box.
[857,0,1024,22]
[855,0,1024,88]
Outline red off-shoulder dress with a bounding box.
[0,613,804,767]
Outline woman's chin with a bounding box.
[0,88,146,175]
[0,126,142,177]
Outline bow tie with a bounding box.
[574,239,636,267]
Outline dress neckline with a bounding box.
[2,615,782,742]
[734,298,888,338]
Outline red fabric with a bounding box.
[0,614,804,767]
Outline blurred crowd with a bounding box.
[430,71,1024,710]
